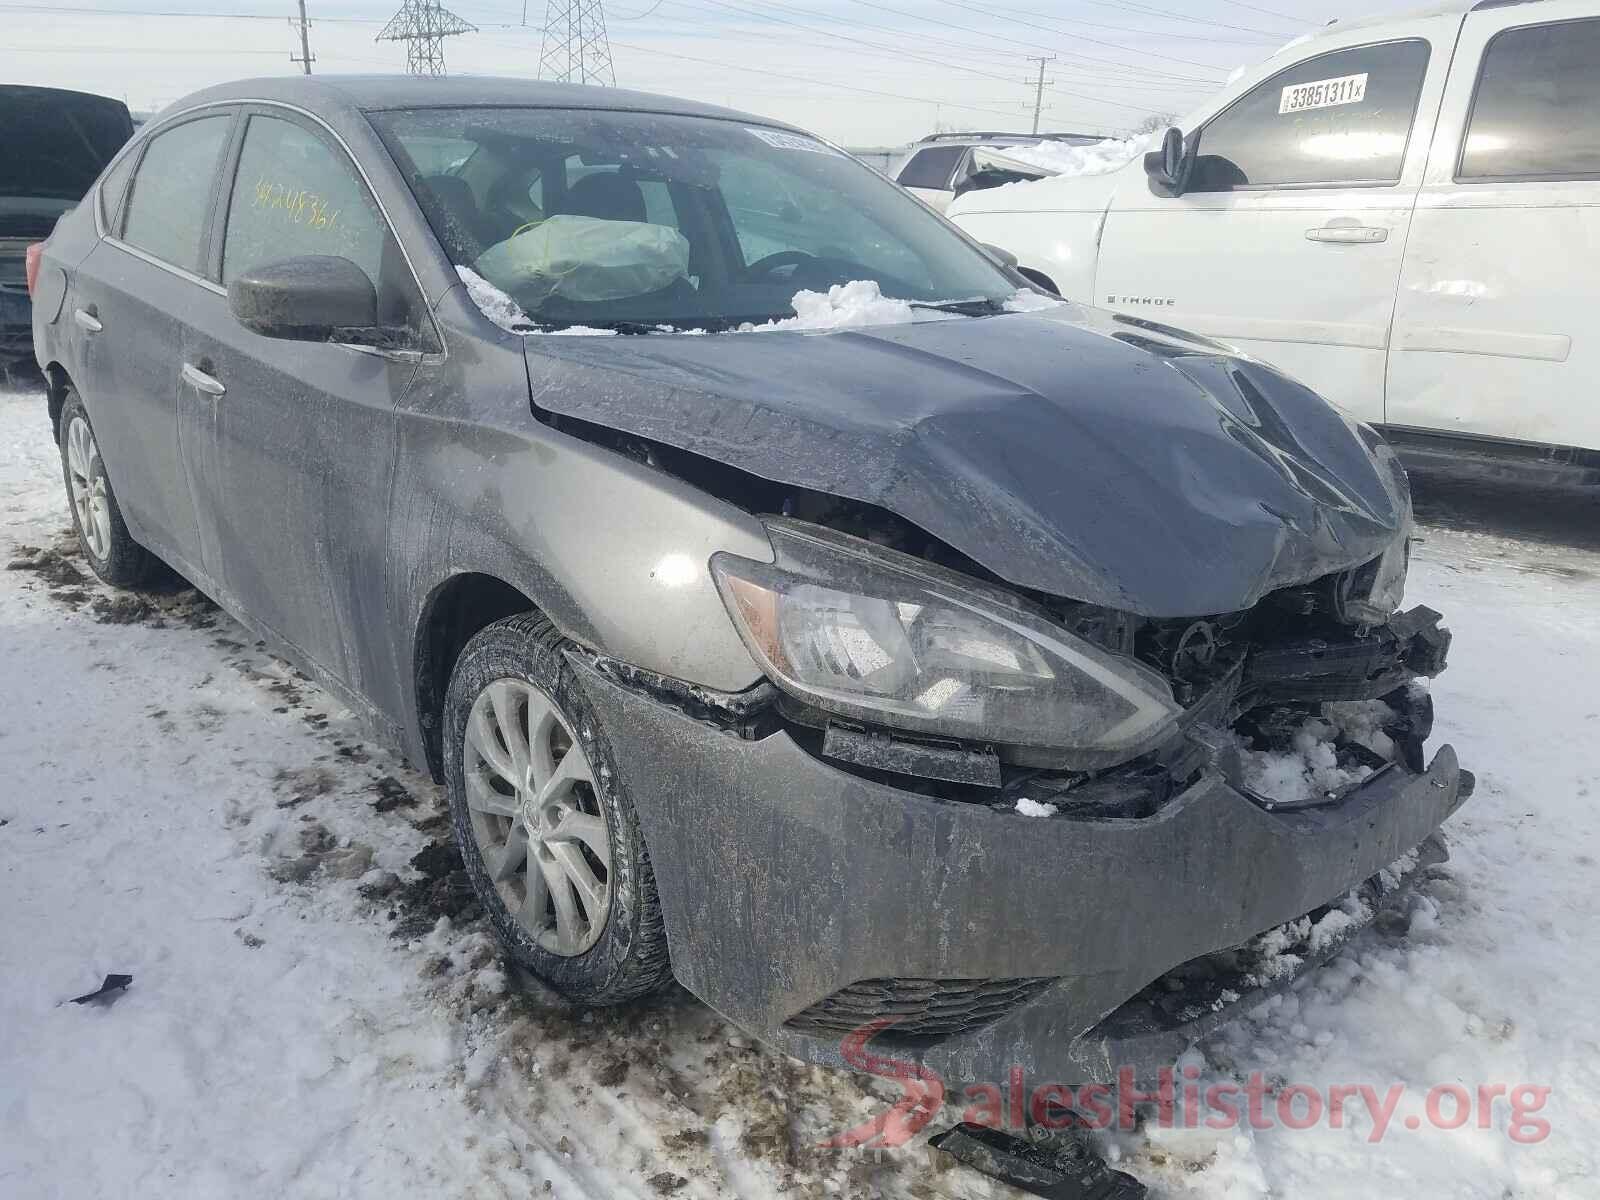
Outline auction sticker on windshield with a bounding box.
[746,127,839,155]
[1279,72,1368,114]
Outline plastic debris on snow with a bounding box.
[1014,797,1058,818]
[456,266,616,337]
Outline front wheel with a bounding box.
[58,389,154,587]
[443,613,670,1004]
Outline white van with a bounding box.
[949,0,1600,481]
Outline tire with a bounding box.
[58,389,154,588]
[443,612,670,1005]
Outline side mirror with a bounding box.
[228,255,379,343]
[1143,126,1189,197]
[981,242,1019,270]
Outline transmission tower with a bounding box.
[377,0,477,77]
[537,0,616,86]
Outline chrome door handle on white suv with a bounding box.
[1305,225,1389,244]
[180,362,226,397]
[73,308,103,333]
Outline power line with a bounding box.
[840,0,1227,84]
[1071,0,1298,37]
[928,0,1230,70]
[1214,0,1304,23]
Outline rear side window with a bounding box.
[1458,18,1600,182]
[896,146,965,190]
[98,148,139,235]
[221,115,388,286]
[121,115,232,274]
[1191,39,1430,191]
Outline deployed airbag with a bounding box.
[474,214,690,303]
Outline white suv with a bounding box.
[894,132,1106,213]
[949,0,1600,480]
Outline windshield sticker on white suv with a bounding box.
[746,127,840,155]
[1278,72,1368,114]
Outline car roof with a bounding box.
[153,75,802,133]
[0,83,131,112]
[1312,0,1550,40]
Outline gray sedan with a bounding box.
[27,75,1468,1092]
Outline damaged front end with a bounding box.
[702,513,1456,826]
[538,307,1469,1088]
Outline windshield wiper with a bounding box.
[909,297,1008,317]
[513,318,665,336]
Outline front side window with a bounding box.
[221,113,432,349]
[222,115,387,286]
[895,145,966,190]
[1190,39,1430,192]
[1458,18,1600,182]
[373,108,1017,331]
[121,114,232,274]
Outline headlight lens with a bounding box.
[712,520,1180,758]
[1337,521,1411,627]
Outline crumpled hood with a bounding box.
[521,305,1410,617]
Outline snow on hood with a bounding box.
[520,303,1411,616]
[973,136,1149,178]
[746,280,924,332]
[949,134,1155,214]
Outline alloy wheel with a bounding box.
[65,415,111,562]
[461,678,612,956]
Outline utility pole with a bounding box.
[291,0,315,74]
[1026,54,1054,135]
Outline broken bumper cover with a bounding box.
[571,657,1469,1089]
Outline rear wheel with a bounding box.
[58,389,153,587]
[444,613,670,1004]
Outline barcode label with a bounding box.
[1279,72,1368,114]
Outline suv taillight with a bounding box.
[25,243,44,298]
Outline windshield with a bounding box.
[369,106,1017,331]
[0,88,133,202]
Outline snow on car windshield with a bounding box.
[370,107,1017,333]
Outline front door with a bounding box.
[1095,17,1457,424]
[178,107,435,692]
[1386,3,1600,450]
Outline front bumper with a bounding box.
[572,658,1469,1088]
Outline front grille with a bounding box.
[786,976,1054,1040]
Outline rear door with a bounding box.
[1386,3,1600,450]
[178,106,436,691]
[67,109,236,581]
[1095,17,1456,424]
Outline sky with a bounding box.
[1,0,1434,145]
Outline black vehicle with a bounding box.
[1,86,133,370]
[28,76,1468,1096]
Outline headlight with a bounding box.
[1336,520,1411,627]
[711,520,1180,760]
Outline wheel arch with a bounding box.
[44,362,73,442]
[413,571,543,782]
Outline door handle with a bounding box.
[181,362,226,397]
[1305,225,1388,244]
[73,308,103,333]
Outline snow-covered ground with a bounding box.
[2,382,1597,1198]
